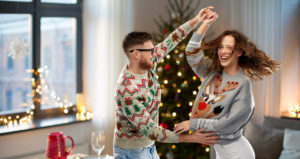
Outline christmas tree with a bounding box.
[153,0,210,159]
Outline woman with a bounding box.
[174,11,279,159]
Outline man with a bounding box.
[114,6,218,159]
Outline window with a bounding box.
[0,0,82,123]
[5,90,13,111]
[7,56,14,70]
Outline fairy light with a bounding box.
[172,112,177,117]
[172,83,177,88]
[193,76,197,80]
[205,147,210,152]
[177,89,181,93]
[64,109,69,114]
[166,55,171,59]
[193,91,197,95]
[160,59,164,63]
[160,103,163,107]
[198,86,201,90]
[164,80,168,84]
[172,145,176,149]
[1,66,93,127]
[177,103,181,107]
[189,101,193,106]
[176,60,180,65]
[177,72,182,77]
[174,49,179,54]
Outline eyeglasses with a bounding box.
[129,48,155,56]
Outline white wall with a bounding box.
[280,0,300,114]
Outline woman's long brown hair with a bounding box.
[186,30,280,80]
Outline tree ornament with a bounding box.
[164,64,171,71]
[163,29,168,34]
[157,66,163,72]
[159,122,168,129]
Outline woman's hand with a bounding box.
[174,120,190,134]
[190,6,217,27]
[201,9,218,24]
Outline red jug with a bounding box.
[46,132,74,159]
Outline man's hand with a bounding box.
[189,6,215,26]
[178,128,219,145]
[174,120,190,134]
[198,6,215,22]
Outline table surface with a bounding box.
[68,154,114,159]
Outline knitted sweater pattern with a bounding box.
[114,22,194,149]
[186,33,255,145]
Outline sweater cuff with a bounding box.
[190,119,200,131]
[180,21,196,35]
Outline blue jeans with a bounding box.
[114,145,160,159]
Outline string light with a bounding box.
[160,103,163,107]
[172,83,177,88]
[166,55,171,59]
[172,145,176,149]
[174,49,179,54]
[205,147,210,152]
[64,109,69,114]
[176,60,180,65]
[177,89,181,93]
[164,80,168,84]
[1,66,93,127]
[177,103,181,107]
[172,112,176,117]
[160,59,164,63]
[193,76,197,80]
[193,91,197,95]
[189,101,193,106]
[177,72,182,77]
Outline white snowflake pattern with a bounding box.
[8,37,29,59]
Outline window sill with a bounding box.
[281,116,300,120]
[0,114,91,136]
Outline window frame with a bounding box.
[0,0,83,120]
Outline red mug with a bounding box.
[46,132,74,159]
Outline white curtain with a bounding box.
[83,0,133,155]
[228,0,300,124]
[229,0,282,124]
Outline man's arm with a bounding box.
[178,128,218,145]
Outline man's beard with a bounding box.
[139,56,153,70]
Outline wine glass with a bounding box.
[91,131,105,159]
